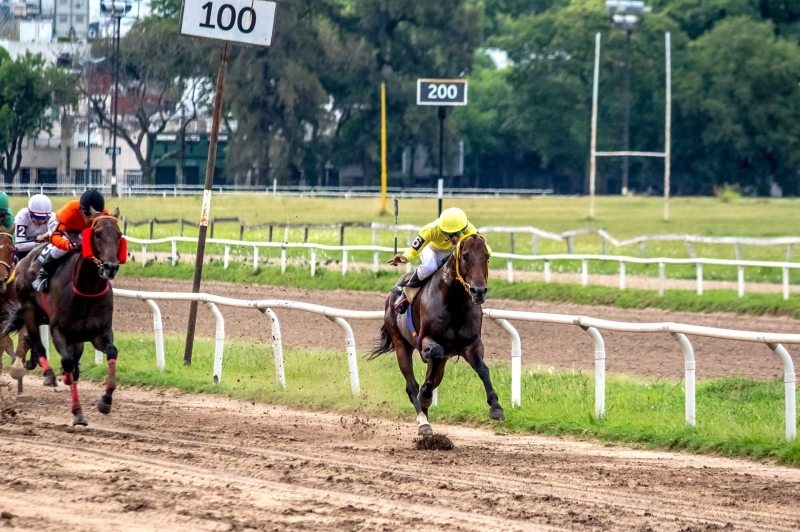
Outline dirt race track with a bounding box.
[113,277,800,380]
[2,378,800,532]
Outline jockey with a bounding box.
[387,207,491,314]
[14,194,54,260]
[32,189,108,293]
[0,192,15,232]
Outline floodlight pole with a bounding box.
[589,33,601,220]
[664,32,671,221]
[184,42,231,365]
[111,14,120,192]
[438,105,446,216]
[621,29,632,196]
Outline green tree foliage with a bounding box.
[0,52,76,183]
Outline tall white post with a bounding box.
[590,33,601,220]
[664,32,672,221]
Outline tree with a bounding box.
[674,17,800,195]
[87,17,214,183]
[0,52,75,183]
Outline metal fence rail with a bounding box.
[124,235,800,299]
[111,288,799,441]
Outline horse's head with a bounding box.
[0,232,14,293]
[86,207,124,280]
[455,234,490,305]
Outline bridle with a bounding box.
[454,233,488,292]
[83,215,121,267]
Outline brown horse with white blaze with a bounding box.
[3,209,125,425]
[370,234,504,435]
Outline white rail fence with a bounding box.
[111,288,799,441]
[125,236,800,299]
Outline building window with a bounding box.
[75,15,84,22]
[59,14,68,22]
[74,2,81,7]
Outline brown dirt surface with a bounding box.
[113,277,800,381]
[2,377,800,531]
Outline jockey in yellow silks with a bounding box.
[387,207,491,314]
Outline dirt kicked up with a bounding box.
[2,378,800,531]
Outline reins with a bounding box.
[72,215,120,297]
[454,233,488,292]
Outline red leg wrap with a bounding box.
[38,356,51,373]
[106,359,116,391]
[69,375,81,414]
[63,371,72,385]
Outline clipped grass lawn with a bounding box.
[13,333,800,466]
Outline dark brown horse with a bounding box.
[4,209,124,425]
[0,230,22,391]
[371,234,504,435]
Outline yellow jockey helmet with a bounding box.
[439,207,469,234]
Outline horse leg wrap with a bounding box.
[38,356,51,373]
[69,374,81,414]
[63,371,73,385]
[105,359,116,393]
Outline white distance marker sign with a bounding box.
[417,79,468,106]
[180,0,277,47]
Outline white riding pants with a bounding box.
[417,246,452,280]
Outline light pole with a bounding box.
[606,0,649,196]
[84,56,105,186]
[102,1,129,195]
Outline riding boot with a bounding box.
[394,271,423,314]
[32,248,58,293]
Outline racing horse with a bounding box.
[4,209,126,425]
[370,234,504,435]
[0,230,23,390]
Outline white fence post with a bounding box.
[696,263,703,295]
[141,244,147,268]
[224,245,230,269]
[144,299,165,371]
[658,261,665,297]
[253,246,259,272]
[544,260,551,283]
[39,325,50,361]
[580,325,605,419]
[784,267,790,301]
[671,332,695,427]
[95,349,103,365]
[171,240,177,266]
[260,308,285,389]
[619,260,626,290]
[205,302,225,384]
[326,316,360,396]
[507,260,513,283]
[280,247,286,273]
[373,251,379,273]
[310,247,317,277]
[738,265,745,298]
[342,250,348,275]
[581,259,588,287]
[492,318,521,407]
[768,343,796,441]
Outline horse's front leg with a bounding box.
[92,330,118,415]
[51,327,87,426]
[22,307,55,387]
[418,356,446,412]
[463,339,505,421]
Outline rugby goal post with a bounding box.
[589,32,671,221]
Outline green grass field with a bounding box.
[22,195,800,282]
[12,333,798,465]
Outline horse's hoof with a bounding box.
[42,370,57,387]
[489,407,505,421]
[9,363,26,381]
[97,397,112,415]
[418,424,433,436]
[72,411,88,426]
[24,359,37,371]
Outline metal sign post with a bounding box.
[180,0,278,365]
[417,79,467,218]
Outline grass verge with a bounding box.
[119,261,800,319]
[16,333,800,466]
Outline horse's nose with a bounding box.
[106,262,120,278]
[469,286,487,302]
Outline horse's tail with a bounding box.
[369,325,394,360]
[1,301,24,337]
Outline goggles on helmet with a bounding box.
[30,212,48,223]
[442,229,465,239]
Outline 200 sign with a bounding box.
[199,1,256,33]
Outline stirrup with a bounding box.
[32,274,49,293]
